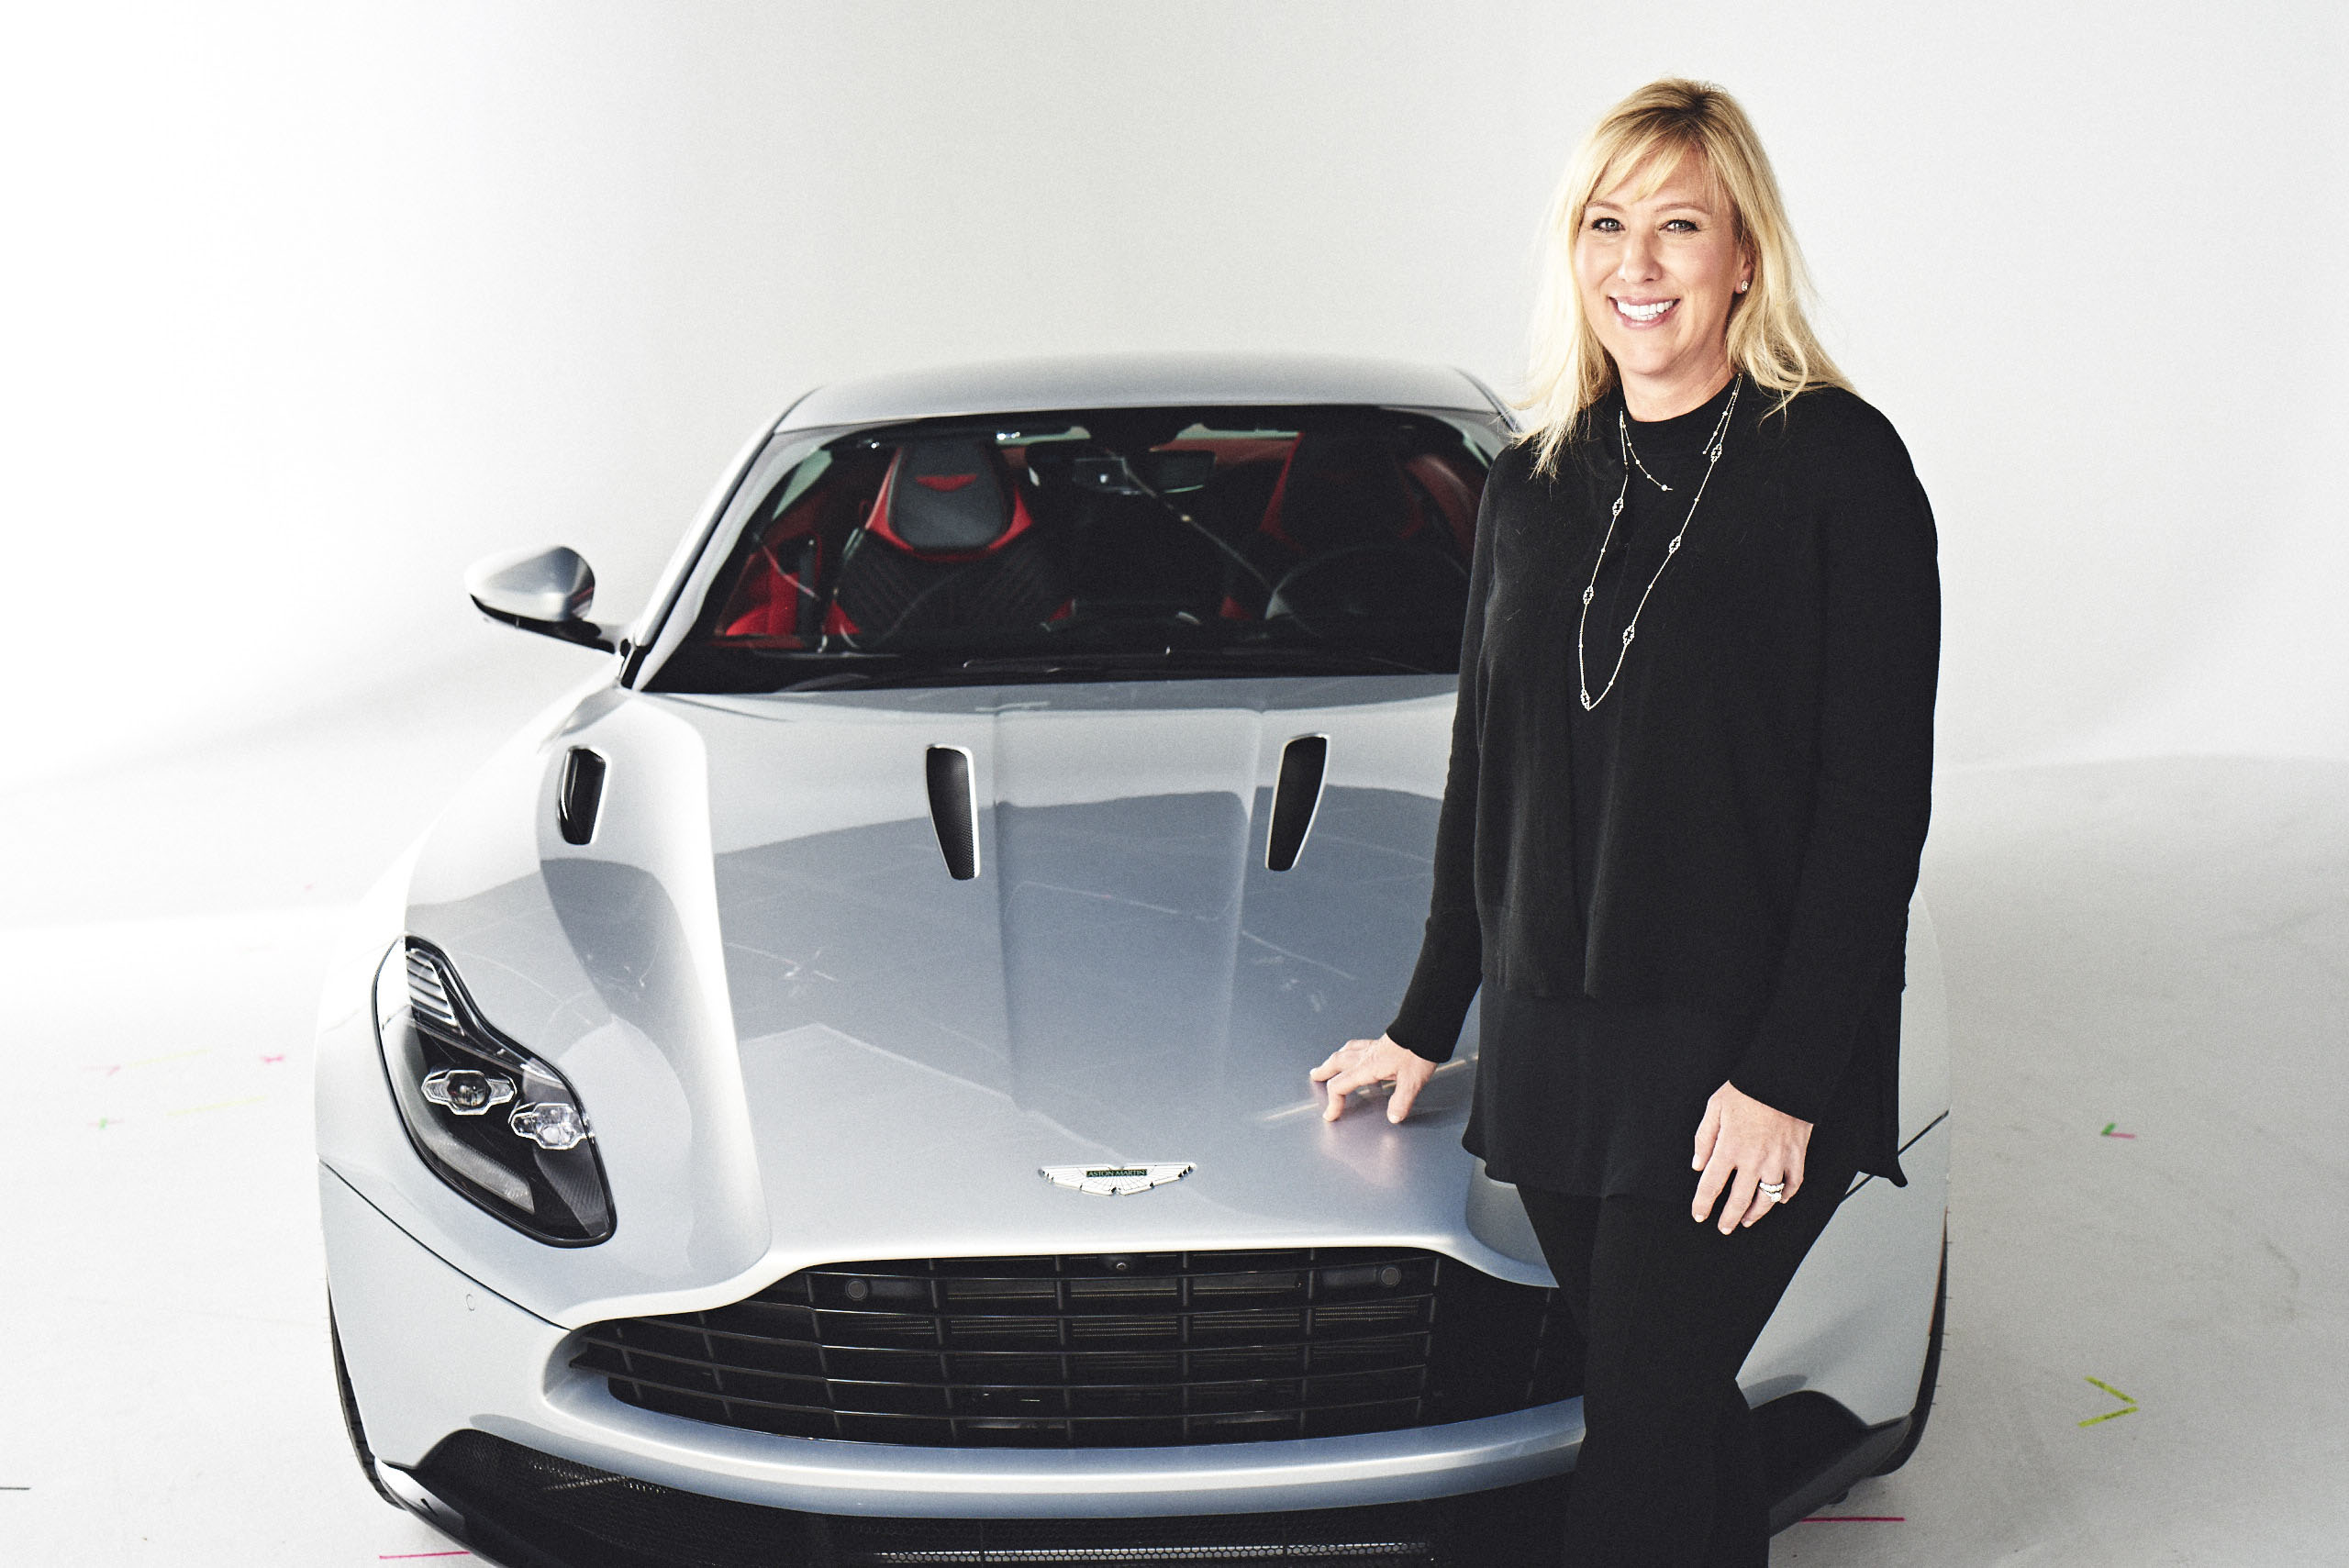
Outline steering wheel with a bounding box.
[1264,543,1470,628]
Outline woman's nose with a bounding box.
[1615,230,1661,283]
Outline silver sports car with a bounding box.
[318,352,1949,1568]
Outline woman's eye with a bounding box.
[1664,218,1698,232]
[1588,217,1621,232]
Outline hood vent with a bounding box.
[1264,735,1329,872]
[557,748,607,845]
[926,746,979,880]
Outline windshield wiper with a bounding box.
[949,651,1180,675]
[1174,644,1439,676]
[761,644,1439,692]
[768,650,1169,691]
[962,645,1440,678]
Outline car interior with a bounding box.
[666,406,1497,688]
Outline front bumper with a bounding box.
[326,1157,1924,1563]
[321,1165,1584,1520]
[385,1430,1576,1568]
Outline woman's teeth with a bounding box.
[1616,298,1675,323]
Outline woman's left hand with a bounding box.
[1691,1082,1812,1233]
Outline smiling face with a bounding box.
[1573,148,1752,419]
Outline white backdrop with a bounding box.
[6,13,2349,1562]
[5,0,2345,789]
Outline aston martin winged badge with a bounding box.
[1039,1162,1195,1196]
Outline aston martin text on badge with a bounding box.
[1039,1162,1196,1196]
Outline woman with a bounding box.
[1310,79,1939,1566]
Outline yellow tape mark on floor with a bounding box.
[2079,1375,2139,1426]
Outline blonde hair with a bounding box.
[1519,78,1848,473]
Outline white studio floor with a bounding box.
[2,657,2344,1565]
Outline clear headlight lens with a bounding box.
[372,938,615,1244]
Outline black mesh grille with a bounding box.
[572,1249,1578,1449]
[415,1429,1575,1568]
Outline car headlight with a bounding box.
[372,938,615,1245]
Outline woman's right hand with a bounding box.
[1310,1034,1437,1123]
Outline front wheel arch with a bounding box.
[1869,1224,1947,1475]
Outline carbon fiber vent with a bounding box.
[557,746,607,845]
[1265,734,1329,872]
[925,745,978,880]
[572,1248,1579,1449]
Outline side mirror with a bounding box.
[465,546,618,651]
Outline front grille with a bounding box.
[572,1248,1579,1449]
[416,1429,1575,1567]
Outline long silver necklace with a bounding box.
[1624,433,1676,493]
[1576,375,1742,711]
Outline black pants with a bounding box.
[1518,1149,1860,1568]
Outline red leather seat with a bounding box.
[828,439,1069,639]
[1221,430,1431,619]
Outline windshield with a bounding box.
[647,404,1504,693]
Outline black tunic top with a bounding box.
[1470,384,1766,1199]
[1383,380,1939,1192]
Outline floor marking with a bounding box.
[2080,1375,2139,1425]
[88,1048,211,1076]
[2100,1122,2137,1139]
[167,1096,267,1117]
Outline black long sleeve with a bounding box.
[1375,384,1940,1143]
[1728,409,1939,1122]
[1384,464,1497,1062]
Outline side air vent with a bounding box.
[925,746,979,880]
[557,748,607,846]
[1265,735,1329,872]
[402,942,463,1035]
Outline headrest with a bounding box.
[881,439,1014,554]
[1263,432,1419,553]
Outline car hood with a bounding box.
[376,678,1539,1326]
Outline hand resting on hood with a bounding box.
[1310,1033,1437,1124]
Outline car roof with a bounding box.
[777,351,1508,431]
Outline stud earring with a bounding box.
[1735,280,1749,293]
